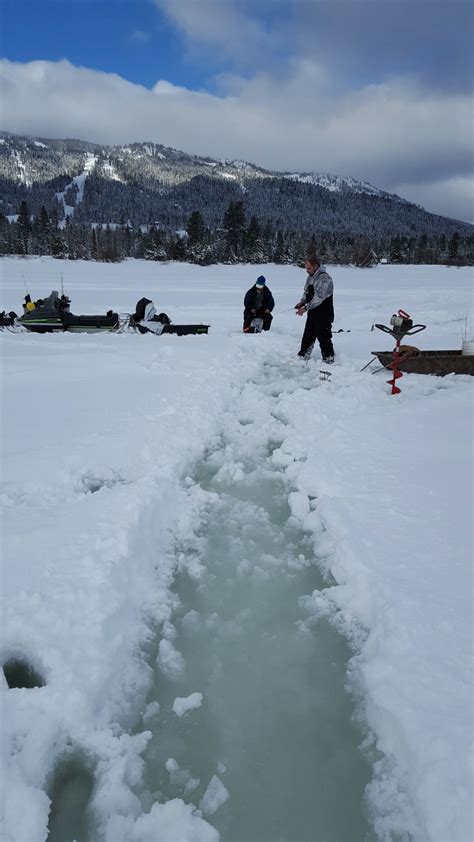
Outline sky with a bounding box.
[0,0,473,222]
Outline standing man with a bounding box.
[295,255,334,362]
[243,275,275,332]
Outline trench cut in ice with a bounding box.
[136,450,374,841]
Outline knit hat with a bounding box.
[255,275,266,287]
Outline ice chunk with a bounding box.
[199,775,229,816]
[181,609,202,631]
[162,620,177,640]
[172,692,203,717]
[166,758,192,787]
[184,777,200,795]
[288,491,310,521]
[157,639,185,679]
[143,701,160,721]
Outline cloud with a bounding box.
[393,177,474,224]
[154,0,474,94]
[153,0,267,63]
[0,58,472,221]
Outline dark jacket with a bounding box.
[244,286,275,312]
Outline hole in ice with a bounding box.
[78,472,128,494]
[2,657,45,689]
[47,753,94,842]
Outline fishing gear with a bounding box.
[373,309,426,394]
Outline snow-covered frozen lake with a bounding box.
[0,258,472,842]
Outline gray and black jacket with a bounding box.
[297,266,334,322]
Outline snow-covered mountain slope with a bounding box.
[0,133,471,238]
[284,170,405,201]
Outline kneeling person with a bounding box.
[243,276,275,332]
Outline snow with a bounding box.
[102,158,124,181]
[55,153,97,225]
[143,701,160,721]
[33,141,48,149]
[12,150,31,187]
[285,171,394,198]
[157,640,186,680]
[0,257,472,842]
[172,693,203,717]
[199,776,229,817]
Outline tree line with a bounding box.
[1,200,472,266]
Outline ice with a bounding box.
[172,692,203,717]
[199,776,229,816]
[143,702,160,721]
[288,490,310,520]
[104,799,219,842]
[0,258,472,842]
[157,640,186,680]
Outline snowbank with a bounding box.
[0,257,472,841]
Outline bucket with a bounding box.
[461,340,474,356]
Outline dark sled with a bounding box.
[17,291,119,334]
[131,297,209,336]
[161,324,209,336]
[372,349,474,377]
[19,311,119,334]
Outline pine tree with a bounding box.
[390,236,403,263]
[17,201,31,255]
[273,230,286,264]
[0,214,12,255]
[244,215,264,263]
[186,211,205,246]
[32,206,52,255]
[223,201,246,261]
[448,231,460,265]
[91,228,99,260]
[414,234,428,264]
[307,234,317,259]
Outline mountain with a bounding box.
[0,132,471,243]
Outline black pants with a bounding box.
[243,309,273,331]
[298,300,334,359]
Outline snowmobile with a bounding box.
[16,291,120,334]
[1,293,209,337]
[130,298,209,336]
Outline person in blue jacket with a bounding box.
[243,276,275,332]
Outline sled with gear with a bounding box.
[130,298,209,336]
[9,291,120,334]
[1,292,209,337]
[371,349,474,377]
[361,310,474,390]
